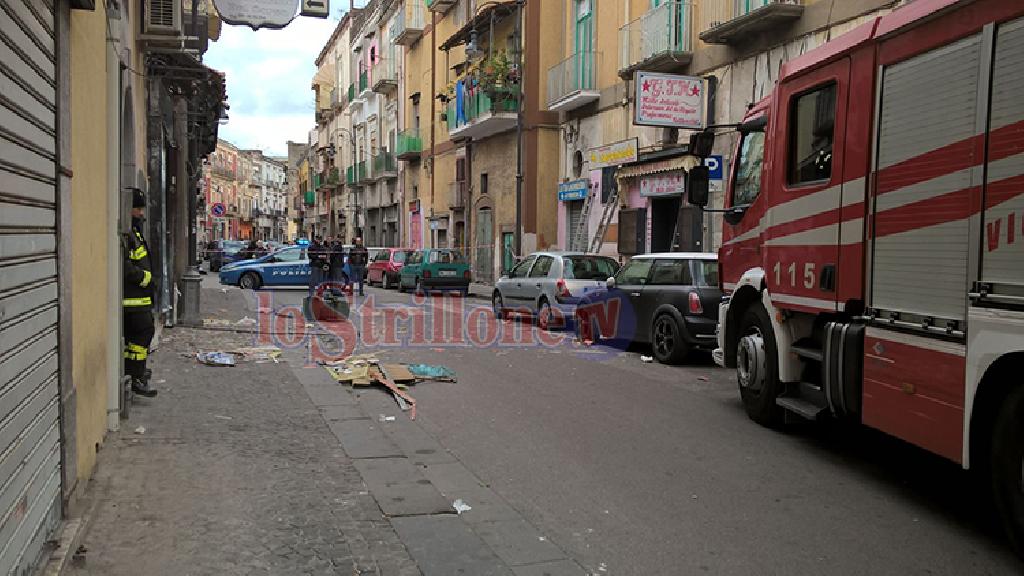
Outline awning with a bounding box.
[615,155,693,180]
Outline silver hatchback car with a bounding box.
[492,252,620,330]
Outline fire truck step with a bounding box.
[791,343,823,363]
[776,395,826,421]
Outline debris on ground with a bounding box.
[405,364,457,382]
[640,355,654,363]
[196,351,237,367]
[452,499,472,514]
[203,318,232,327]
[232,346,282,363]
[378,414,396,423]
[235,316,257,327]
[321,356,459,419]
[134,426,146,435]
[213,414,233,421]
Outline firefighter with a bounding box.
[123,187,158,398]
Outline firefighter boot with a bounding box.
[131,377,158,398]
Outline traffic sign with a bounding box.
[211,202,226,217]
[704,155,724,180]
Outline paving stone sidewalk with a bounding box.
[66,307,420,575]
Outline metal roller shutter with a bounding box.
[0,0,63,573]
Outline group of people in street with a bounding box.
[237,240,271,261]
[308,236,370,297]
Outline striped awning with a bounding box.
[615,155,694,179]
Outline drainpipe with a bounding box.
[430,8,437,247]
[514,0,524,257]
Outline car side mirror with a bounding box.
[606,276,616,289]
[687,166,710,208]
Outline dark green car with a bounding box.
[398,249,471,295]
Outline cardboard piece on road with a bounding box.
[382,364,417,383]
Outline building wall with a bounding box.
[69,5,111,486]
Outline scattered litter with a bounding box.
[378,414,396,423]
[538,536,547,542]
[691,494,698,500]
[406,364,457,382]
[232,346,282,362]
[196,351,237,367]
[393,393,410,411]
[598,563,607,572]
[452,499,472,514]
[235,316,257,327]
[156,379,166,384]
[213,415,233,421]
[220,288,228,293]
[134,426,146,435]
[203,318,231,327]
[697,376,708,382]
[640,355,654,363]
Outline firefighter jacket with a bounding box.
[123,219,154,308]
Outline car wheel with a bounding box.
[736,305,784,426]
[651,313,688,365]
[992,384,1024,556]
[537,298,555,331]
[415,278,425,296]
[382,273,391,290]
[397,277,406,293]
[239,272,262,290]
[492,291,506,319]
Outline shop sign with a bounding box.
[213,0,299,30]
[639,171,686,198]
[558,179,590,202]
[634,72,704,129]
[587,138,638,170]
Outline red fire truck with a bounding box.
[688,0,1024,552]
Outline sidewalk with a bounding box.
[64,285,586,576]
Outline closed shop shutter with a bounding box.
[0,0,63,573]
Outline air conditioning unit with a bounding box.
[145,0,182,35]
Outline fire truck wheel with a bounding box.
[737,305,784,426]
[991,384,1024,556]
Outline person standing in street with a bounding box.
[349,237,369,297]
[329,237,346,289]
[123,188,158,398]
[308,236,330,297]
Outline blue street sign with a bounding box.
[558,179,589,202]
[704,155,724,180]
[211,202,226,217]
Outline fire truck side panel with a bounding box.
[980,17,1024,288]
[868,32,983,326]
[862,327,967,463]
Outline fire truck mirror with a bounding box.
[687,166,710,208]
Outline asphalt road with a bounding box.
[209,273,1023,575]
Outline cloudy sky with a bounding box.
[204,3,367,157]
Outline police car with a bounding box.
[218,246,311,289]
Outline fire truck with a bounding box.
[687,0,1024,552]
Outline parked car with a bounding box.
[218,246,310,289]
[578,253,721,364]
[207,240,246,272]
[398,249,471,295]
[492,252,620,330]
[367,248,414,290]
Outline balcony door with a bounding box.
[649,0,685,52]
[574,0,593,92]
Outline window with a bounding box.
[563,256,618,280]
[649,259,693,285]
[616,258,653,285]
[431,250,465,263]
[788,83,836,185]
[691,259,719,288]
[511,255,537,278]
[407,251,422,265]
[274,249,303,262]
[733,130,765,207]
[529,256,554,278]
[393,250,410,264]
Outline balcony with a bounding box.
[358,68,370,98]
[547,51,600,113]
[619,1,693,80]
[327,167,341,186]
[372,58,398,94]
[446,87,519,140]
[357,160,372,184]
[700,0,804,45]
[449,181,466,210]
[396,129,422,160]
[346,165,356,185]
[373,152,397,179]
[390,0,425,46]
[424,0,456,14]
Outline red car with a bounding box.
[366,248,415,290]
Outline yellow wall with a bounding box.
[69,6,111,485]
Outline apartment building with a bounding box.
[546,0,905,257]
[206,140,242,240]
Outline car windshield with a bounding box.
[393,251,411,264]
[223,241,245,254]
[430,250,464,264]
[563,256,619,280]
[691,259,719,288]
